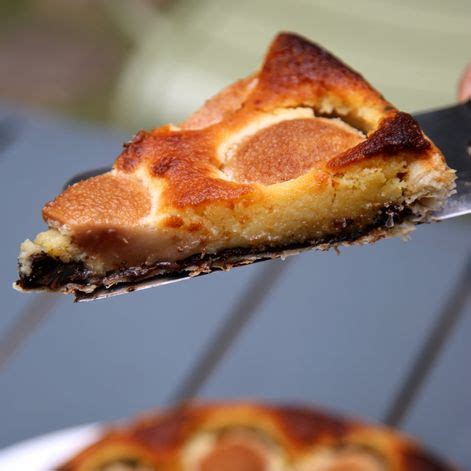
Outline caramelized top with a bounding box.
[248,32,383,114]
[111,32,429,209]
[43,32,435,229]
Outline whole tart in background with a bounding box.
[58,401,459,471]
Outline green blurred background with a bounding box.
[1,0,469,131]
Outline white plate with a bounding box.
[0,424,102,471]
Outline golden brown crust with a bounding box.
[62,32,436,214]
[108,30,439,212]
[115,127,255,208]
[110,32,442,210]
[58,402,458,471]
[247,32,389,123]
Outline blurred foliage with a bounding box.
[0,0,470,130]
[111,0,471,130]
[0,0,132,123]
[0,0,30,21]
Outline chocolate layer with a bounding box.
[17,205,411,300]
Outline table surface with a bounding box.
[0,102,470,468]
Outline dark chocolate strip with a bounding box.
[17,205,411,300]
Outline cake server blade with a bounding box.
[414,100,471,221]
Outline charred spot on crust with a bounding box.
[116,130,151,173]
[328,112,431,169]
[151,155,177,176]
[256,32,370,95]
[163,215,185,228]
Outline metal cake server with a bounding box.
[64,101,471,301]
[414,101,471,221]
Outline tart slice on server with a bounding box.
[58,402,458,471]
[16,32,455,299]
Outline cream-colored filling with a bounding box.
[18,239,43,277]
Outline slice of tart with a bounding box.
[15,32,455,300]
[57,401,458,471]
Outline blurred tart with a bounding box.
[15,32,455,299]
[57,402,457,471]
